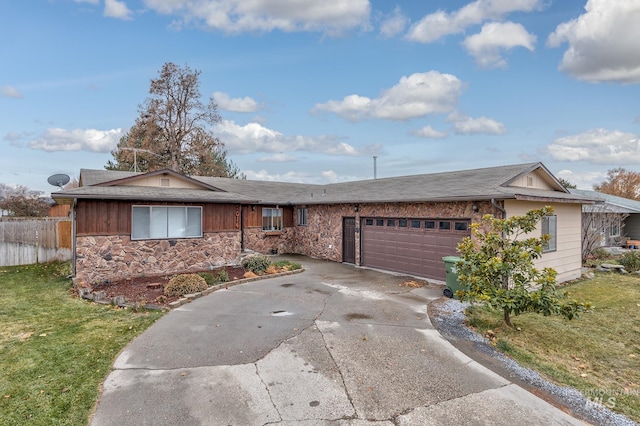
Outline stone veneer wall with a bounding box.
[292,200,500,265]
[75,231,241,285]
[243,227,295,255]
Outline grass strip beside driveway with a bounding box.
[0,262,164,425]
[465,272,640,422]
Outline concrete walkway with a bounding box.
[91,255,584,425]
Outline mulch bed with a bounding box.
[90,266,246,307]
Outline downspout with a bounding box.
[71,198,77,278]
[491,198,506,219]
[240,204,245,252]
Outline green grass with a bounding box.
[272,260,302,271]
[0,262,164,425]
[465,272,640,421]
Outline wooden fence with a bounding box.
[0,218,72,266]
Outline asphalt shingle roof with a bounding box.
[52,162,594,205]
[570,188,640,213]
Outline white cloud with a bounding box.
[28,128,124,152]
[213,91,259,112]
[258,153,297,162]
[411,125,448,139]
[547,0,640,83]
[379,6,409,38]
[242,169,344,184]
[214,119,380,156]
[556,169,606,190]
[143,0,370,35]
[321,170,338,182]
[463,21,536,68]
[1,86,22,98]
[545,128,640,164]
[312,71,463,122]
[448,112,506,135]
[104,0,133,19]
[406,0,542,43]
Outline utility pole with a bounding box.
[373,156,377,179]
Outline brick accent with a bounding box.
[74,231,241,285]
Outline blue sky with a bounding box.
[1,0,639,195]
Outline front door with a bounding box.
[343,217,356,263]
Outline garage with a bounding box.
[361,217,471,281]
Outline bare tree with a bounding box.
[581,204,628,261]
[107,62,240,177]
[0,184,49,217]
[594,168,640,200]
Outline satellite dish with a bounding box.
[47,173,71,188]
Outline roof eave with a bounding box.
[296,194,517,205]
[51,193,259,204]
[513,194,595,204]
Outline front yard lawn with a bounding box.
[465,272,640,422]
[0,262,164,425]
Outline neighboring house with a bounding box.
[570,188,640,247]
[52,162,592,286]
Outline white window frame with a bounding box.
[297,207,308,226]
[132,206,202,240]
[262,207,283,231]
[609,217,621,237]
[541,215,557,252]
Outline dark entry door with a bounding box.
[343,217,356,263]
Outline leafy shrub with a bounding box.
[215,269,229,283]
[164,274,208,297]
[242,254,271,275]
[620,251,640,272]
[591,247,612,260]
[198,272,215,286]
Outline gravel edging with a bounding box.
[167,268,305,309]
[428,297,638,426]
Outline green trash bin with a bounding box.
[442,256,463,299]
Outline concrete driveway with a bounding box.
[91,255,584,425]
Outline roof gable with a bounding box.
[95,169,225,192]
[501,163,567,192]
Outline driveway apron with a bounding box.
[91,256,584,425]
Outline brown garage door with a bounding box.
[361,218,470,281]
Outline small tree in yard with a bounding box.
[456,206,590,327]
[581,206,628,262]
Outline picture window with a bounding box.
[132,206,202,240]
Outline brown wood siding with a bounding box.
[242,205,262,228]
[76,200,130,235]
[76,200,241,236]
[283,206,294,228]
[48,204,70,217]
[202,204,239,232]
